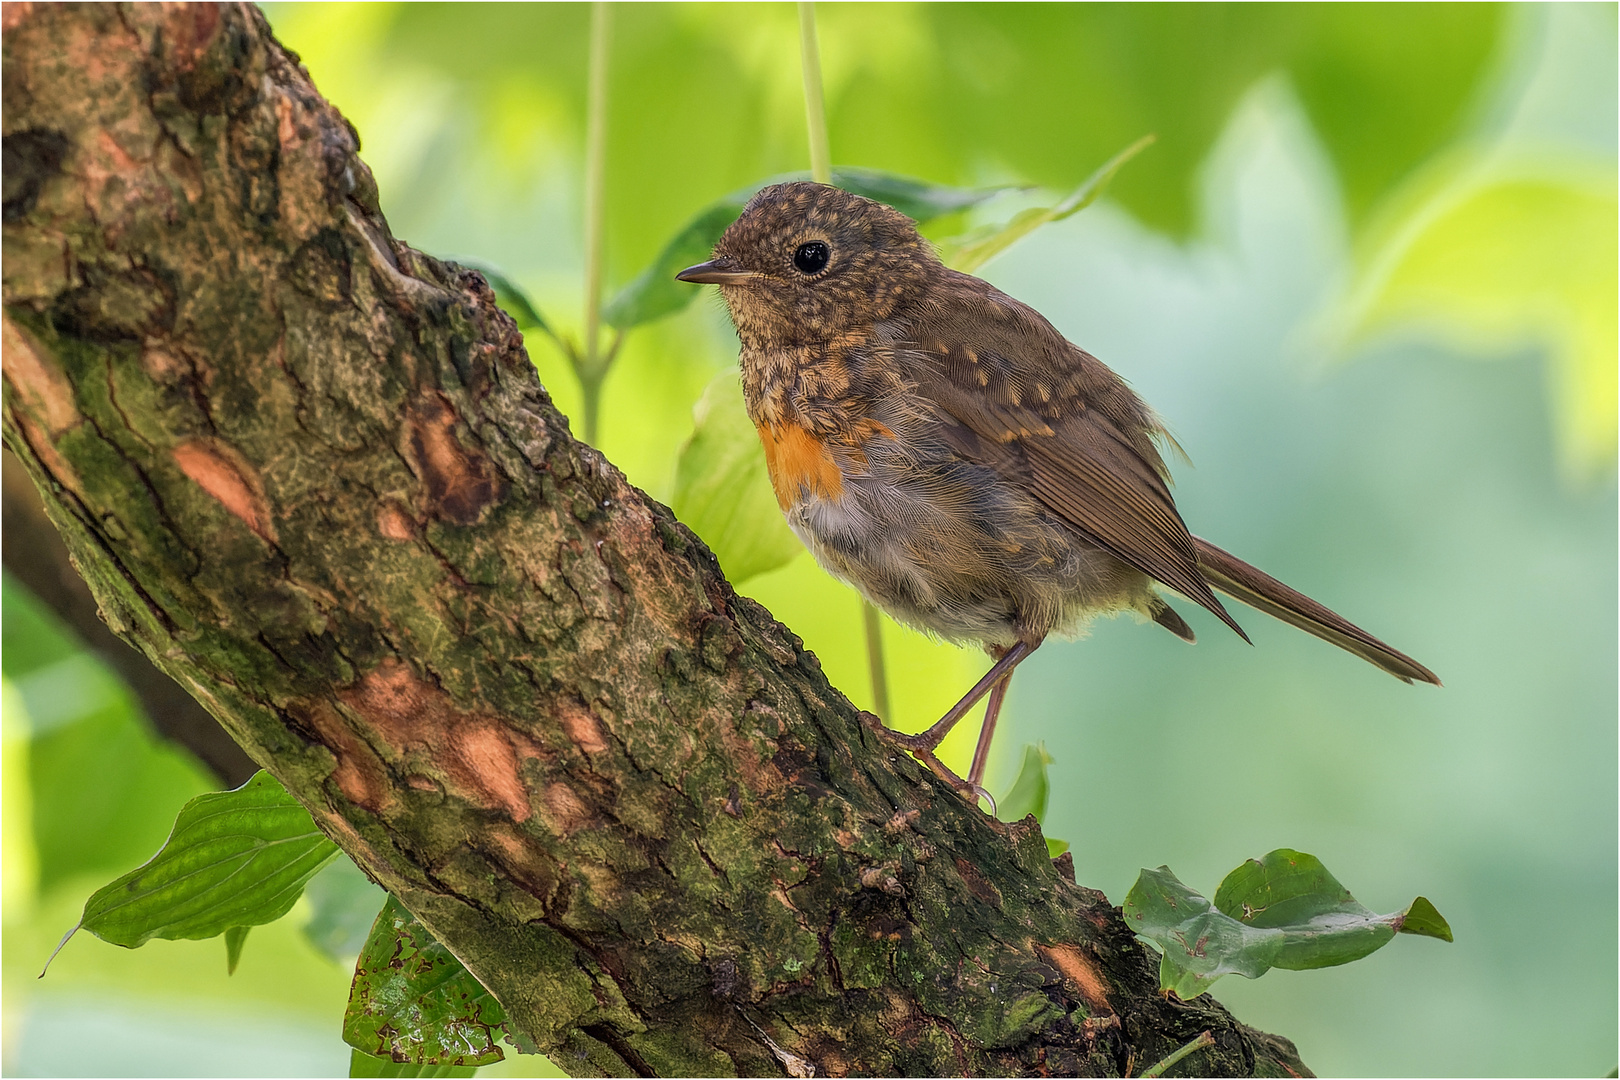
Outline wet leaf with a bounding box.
[670,371,802,584]
[304,852,388,965]
[604,170,1013,330]
[1125,865,1284,999]
[62,771,339,961]
[1124,849,1452,998]
[940,135,1155,274]
[348,1048,476,1078]
[344,895,508,1068]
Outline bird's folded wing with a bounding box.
[901,282,1246,639]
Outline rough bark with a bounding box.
[0,5,1311,1076]
[3,446,257,784]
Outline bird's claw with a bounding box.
[867,718,995,813]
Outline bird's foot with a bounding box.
[864,713,995,813]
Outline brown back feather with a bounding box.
[900,272,1249,641]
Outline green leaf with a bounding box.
[603,170,1013,331]
[1124,849,1452,998]
[65,771,339,955]
[1393,895,1454,943]
[831,167,1021,223]
[1210,849,1400,970]
[303,852,388,964]
[453,259,551,334]
[940,135,1155,274]
[996,743,1073,859]
[224,924,250,975]
[603,200,746,331]
[670,371,802,584]
[997,743,1053,823]
[1125,865,1285,999]
[344,895,508,1068]
[348,1048,476,1078]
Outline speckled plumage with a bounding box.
[703,182,1219,648]
[678,181,1437,794]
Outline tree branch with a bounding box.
[0,4,1309,1075]
[3,447,257,784]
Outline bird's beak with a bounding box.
[675,259,758,285]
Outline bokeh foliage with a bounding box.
[4,3,1613,1077]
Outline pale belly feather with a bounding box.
[780,433,1157,647]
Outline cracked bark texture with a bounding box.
[1,5,1312,1077]
[4,447,258,784]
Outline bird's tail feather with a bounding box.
[1192,536,1440,686]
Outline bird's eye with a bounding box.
[792,241,830,275]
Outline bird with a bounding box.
[676,181,1439,802]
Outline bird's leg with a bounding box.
[967,668,1013,790]
[870,639,1037,804]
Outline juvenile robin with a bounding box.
[677,181,1439,801]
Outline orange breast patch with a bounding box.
[756,421,845,509]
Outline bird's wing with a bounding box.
[898,277,1246,639]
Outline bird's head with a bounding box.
[677,181,940,346]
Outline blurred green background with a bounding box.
[3,3,1613,1076]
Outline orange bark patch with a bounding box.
[296,699,393,816]
[450,724,530,821]
[1039,943,1113,1015]
[541,782,589,835]
[14,415,82,500]
[377,501,415,541]
[555,698,608,755]
[275,93,298,150]
[162,3,220,70]
[3,316,79,434]
[95,129,137,176]
[140,344,184,381]
[2,4,36,32]
[338,660,541,824]
[172,439,277,544]
[406,391,506,525]
[480,823,559,904]
[953,856,1004,908]
[756,420,845,510]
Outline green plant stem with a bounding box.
[799,1,888,718]
[581,0,611,444]
[862,602,892,721]
[576,329,622,448]
[798,2,832,185]
[1140,1030,1214,1078]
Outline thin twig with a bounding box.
[1140,1030,1215,1078]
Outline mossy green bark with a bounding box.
[1,5,1311,1076]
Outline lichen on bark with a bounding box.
[1,4,1311,1076]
